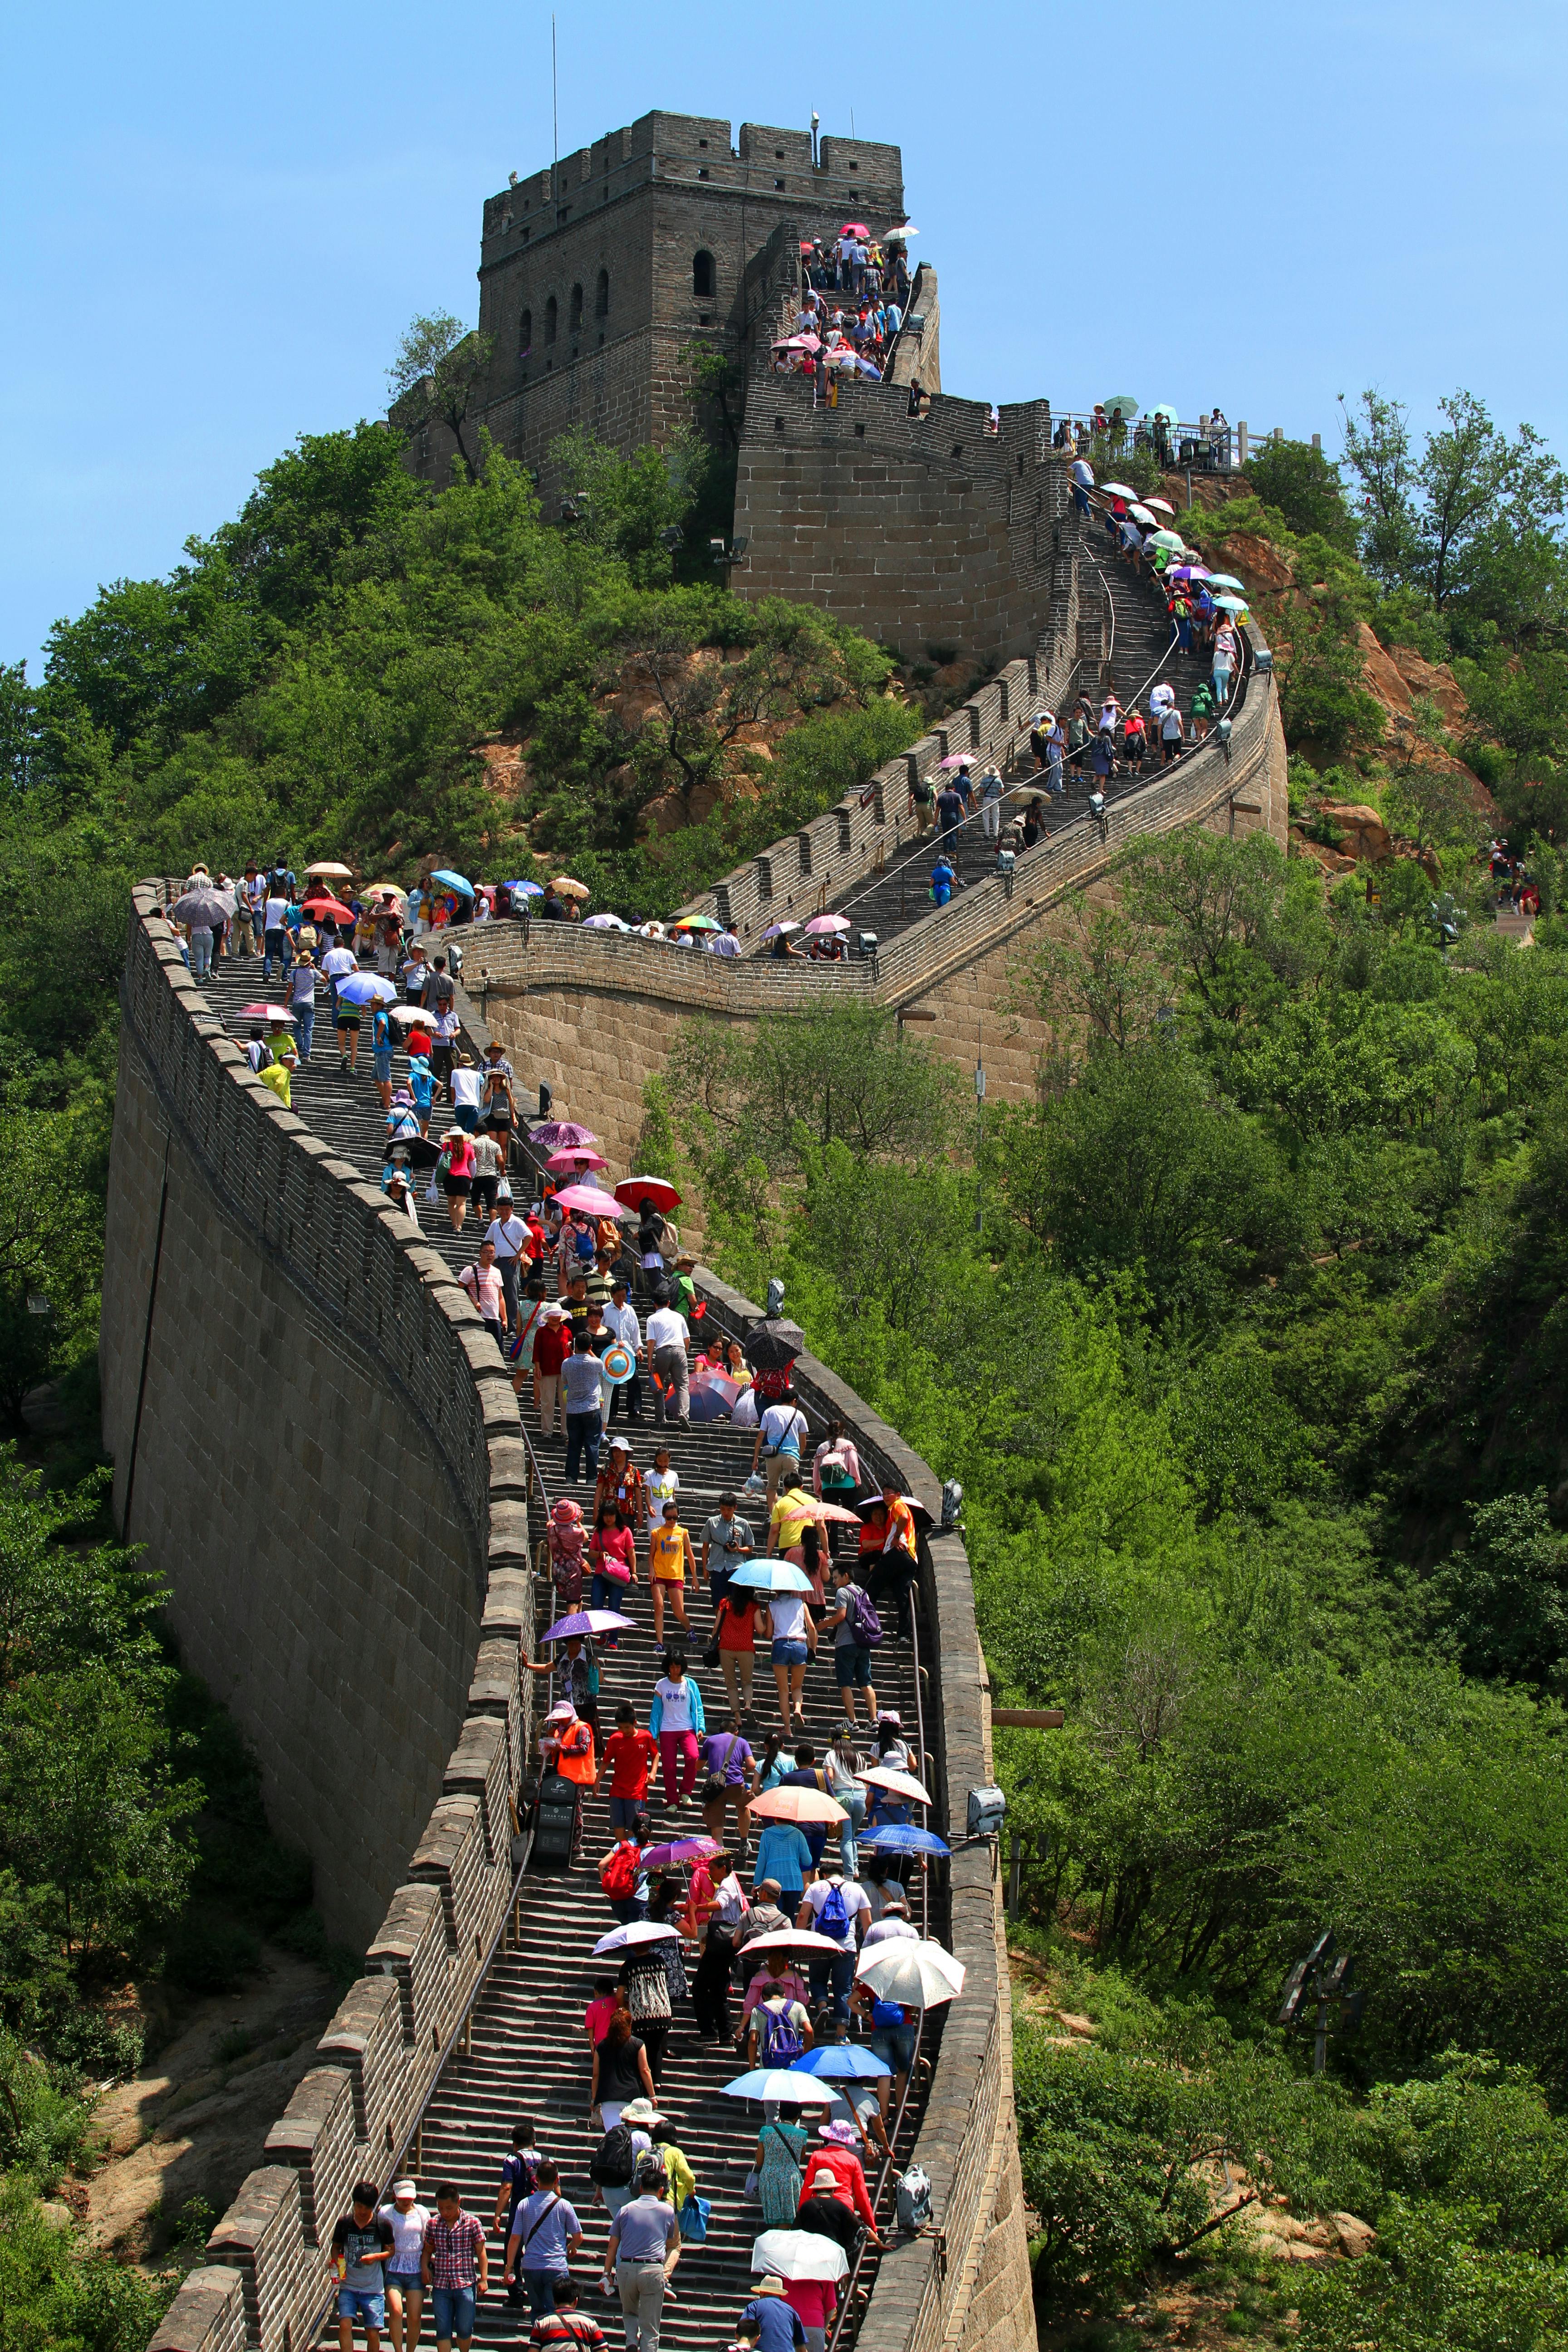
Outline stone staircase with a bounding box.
[196,952,937,2352]
[819,519,1215,956]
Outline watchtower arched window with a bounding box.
[544,295,558,345]
[595,269,609,318]
[569,283,583,334]
[518,307,533,358]
[692,249,716,299]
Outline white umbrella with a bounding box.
[741,1929,852,1958]
[752,2231,848,2283]
[304,860,355,879]
[859,1765,931,1806]
[721,2070,837,2105]
[592,1921,681,1956]
[583,913,630,931]
[855,1938,965,2005]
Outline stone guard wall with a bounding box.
[110,884,1032,2352]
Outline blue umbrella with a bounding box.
[727,1562,814,1594]
[858,1825,951,1858]
[334,971,397,1007]
[789,2046,892,2081]
[430,869,475,896]
[507,879,544,896]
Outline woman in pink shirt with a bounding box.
[440,1127,478,1231]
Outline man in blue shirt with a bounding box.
[930,858,956,908]
[502,2163,583,2320]
[737,2281,806,2352]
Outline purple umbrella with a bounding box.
[761,921,801,941]
[640,1836,723,1869]
[532,1122,598,1150]
[539,1609,637,1642]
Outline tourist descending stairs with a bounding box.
[197,950,938,2352]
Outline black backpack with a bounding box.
[588,2123,636,2186]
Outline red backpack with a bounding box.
[601,1842,641,1899]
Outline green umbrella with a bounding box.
[1148,529,1185,552]
[1101,396,1139,421]
[1148,402,1180,424]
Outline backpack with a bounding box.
[588,2123,636,2186]
[817,1882,850,1943]
[845,1584,882,1648]
[896,2164,933,2233]
[757,2002,806,2066]
[601,1843,640,1900]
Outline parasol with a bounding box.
[743,1318,806,1372]
[614,1176,681,1214]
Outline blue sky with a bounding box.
[4,0,1565,675]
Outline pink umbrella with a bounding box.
[547,1147,608,1172]
[773,333,822,353]
[235,1002,293,1023]
[938,753,973,769]
[552,1182,623,1218]
[802,914,850,937]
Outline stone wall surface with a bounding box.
[105,882,1030,2352]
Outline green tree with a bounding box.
[1245,438,1358,551]
[387,312,496,483]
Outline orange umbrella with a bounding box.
[750,1787,847,1826]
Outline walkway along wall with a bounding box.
[103,886,1032,2352]
[453,642,1287,1159]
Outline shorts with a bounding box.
[430,2288,475,2341]
[609,1794,649,1830]
[337,1010,361,1030]
[444,1175,472,1198]
[772,1637,808,1666]
[386,2273,424,2295]
[372,1048,394,1082]
[835,1644,873,1688]
[337,2291,386,2327]
[869,2025,917,2075]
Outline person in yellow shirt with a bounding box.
[768,1473,824,1600]
[647,1498,695,1643]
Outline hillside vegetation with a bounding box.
[662,391,1568,2349]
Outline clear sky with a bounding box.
[4,0,1565,676]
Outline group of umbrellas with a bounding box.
[760,913,850,945]
[1078,464,1251,616]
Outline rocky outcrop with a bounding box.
[1318,802,1393,862]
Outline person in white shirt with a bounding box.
[768,1590,815,1734]
[449,1055,484,1132]
[262,894,293,983]
[484,1186,534,1333]
[796,1864,871,2024]
[752,1396,811,1505]
[710,924,741,958]
[378,2180,431,2352]
[645,1298,691,1427]
[603,1280,645,1426]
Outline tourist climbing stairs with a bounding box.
[196,953,938,2352]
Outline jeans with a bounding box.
[293,1004,315,1060]
[1212,663,1232,708]
[809,1946,856,2023]
[565,1410,602,1484]
[430,2288,475,2343]
[616,2259,667,2352]
[263,928,292,981]
[836,1784,866,1875]
[188,928,213,979]
[608,1368,645,1422]
[523,2273,562,2318]
[495,1256,522,1332]
[592,1571,632,1621]
[659,1728,700,1803]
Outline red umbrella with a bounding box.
[614,1176,681,1214]
[841,222,870,238]
[301,895,353,922]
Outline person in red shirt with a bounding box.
[584,1977,624,2050]
[599,1701,658,1835]
[534,1308,571,1440]
[799,2125,879,2238]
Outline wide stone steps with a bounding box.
[192,953,935,2352]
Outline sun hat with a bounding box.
[620,2098,664,2124]
[392,2180,417,2199]
[754,2278,787,2298]
[818,2121,861,2146]
[545,1700,576,1722]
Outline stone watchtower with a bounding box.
[402,110,905,492]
